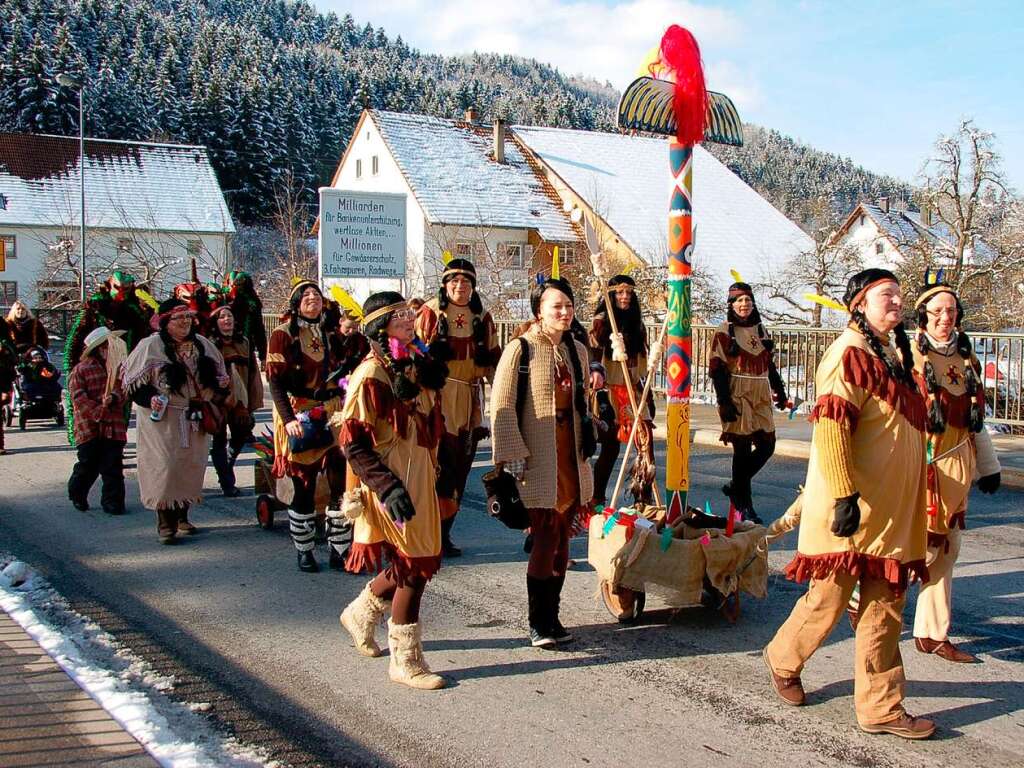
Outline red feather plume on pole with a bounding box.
[652,25,709,145]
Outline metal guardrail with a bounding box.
[22,309,1019,426]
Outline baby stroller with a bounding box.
[10,347,64,430]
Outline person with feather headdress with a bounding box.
[414,258,502,557]
[225,270,267,368]
[764,268,934,739]
[266,278,350,572]
[708,281,789,524]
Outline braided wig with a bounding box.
[155,300,221,396]
[592,275,647,358]
[363,291,447,399]
[842,269,915,389]
[915,287,982,434]
[433,258,490,366]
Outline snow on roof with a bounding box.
[0,134,235,233]
[369,111,578,241]
[511,125,814,294]
[862,203,996,262]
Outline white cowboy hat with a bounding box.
[82,326,125,357]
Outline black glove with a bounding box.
[977,472,1000,494]
[381,485,416,524]
[831,492,861,537]
[718,401,739,423]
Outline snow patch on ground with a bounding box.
[0,554,277,768]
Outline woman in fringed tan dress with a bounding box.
[123,299,228,544]
[763,269,935,739]
[338,291,450,690]
[708,282,787,523]
[909,283,1000,662]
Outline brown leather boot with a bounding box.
[915,636,979,663]
[763,647,805,706]
[176,505,198,535]
[157,509,176,544]
[860,711,936,740]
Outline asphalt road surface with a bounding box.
[1,414,1022,768]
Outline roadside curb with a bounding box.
[654,426,1024,489]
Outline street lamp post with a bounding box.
[56,73,86,302]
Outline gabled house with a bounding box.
[317,109,582,313]
[0,133,235,307]
[831,197,996,270]
[321,109,814,317]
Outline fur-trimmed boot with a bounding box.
[386,620,445,690]
[340,582,390,657]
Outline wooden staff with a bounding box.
[609,318,667,510]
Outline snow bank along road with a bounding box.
[1,418,1022,768]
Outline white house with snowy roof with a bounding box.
[322,109,813,316]
[831,197,996,270]
[0,133,234,308]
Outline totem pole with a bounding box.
[617,25,743,517]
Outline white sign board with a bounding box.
[318,189,407,279]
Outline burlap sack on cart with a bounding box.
[588,517,768,601]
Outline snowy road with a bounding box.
[1,415,1022,768]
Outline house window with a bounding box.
[455,242,472,258]
[356,159,363,179]
[372,155,379,175]
[859,215,866,227]
[1,234,15,259]
[0,280,17,305]
[501,243,525,268]
[875,242,884,255]
[37,280,76,307]
[187,239,203,258]
[116,237,132,255]
[558,244,576,265]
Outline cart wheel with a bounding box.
[256,494,275,530]
[3,406,11,427]
[600,580,646,624]
[18,410,26,430]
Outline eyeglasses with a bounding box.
[169,312,196,321]
[926,308,957,318]
[390,309,416,321]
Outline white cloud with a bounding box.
[319,0,749,92]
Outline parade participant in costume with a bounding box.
[0,318,16,455]
[64,273,154,442]
[709,282,788,523]
[415,258,501,557]
[763,268,934,739]
[266,279,349,572]
[5,300,48,354]
[65,272,153,370]
[338,291,449,690]
[173,280,213,327]
[225,271,267,366]
[206,305,264,497]
[909,282,999,662]
[588,274,651,506]
[67,327,128,514]
[123,299,228,544]
[492,278,596,648]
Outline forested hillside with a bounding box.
[1,0,911,228]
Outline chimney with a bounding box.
[878,196,890,213]
[493,119,506,164]
[464,106,478,123]
[920,203,932,227]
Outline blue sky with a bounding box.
[315,0,1024,189]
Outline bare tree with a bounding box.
[250,170,317,312]
[756,197,862,326]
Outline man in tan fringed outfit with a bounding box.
[763,268,935,740]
